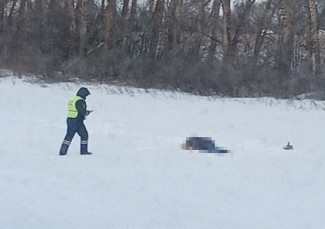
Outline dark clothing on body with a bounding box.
[185,137,216,152]
[59,87,92,155]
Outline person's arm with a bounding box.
[76,99,87,117]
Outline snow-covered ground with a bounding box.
[1,76,325,229]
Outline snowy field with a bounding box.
[1,75,325,229]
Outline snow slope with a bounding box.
[1,76,325,229]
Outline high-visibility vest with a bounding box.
[67,96,83,118]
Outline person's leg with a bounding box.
[77,122,91,154]
[59,120,77,155]
[206,139,216,153]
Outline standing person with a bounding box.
[59,87,92,155]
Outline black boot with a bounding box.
[59,141,70,156]
[80,142,92,155]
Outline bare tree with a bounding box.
[131,0,137,17]
[252,0,277,65]
[148,0,156,13]
[0,0,8,57]
[79,0,88,56]
[182,0,207,59]
[149,0,165,58]
[307,0,321,74]
[223,0,255,64]
[11,0,27,64]
[68,0,78,57]
[122,0,130,18]
[166,0,183,51]
[7,0,18,27]
[0,0,6,31]
[34,0,46,60]
[0,0,323,97]
[208,0,221,62]
[221,0,231,63]
[16,0,27,34]
[120,0,130,51]
[193,0,205,56]
[104,0,117,50]
[278,0,294,77]
[129,0,138,46]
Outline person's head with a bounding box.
[77,87,90,99]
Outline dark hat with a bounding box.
[77,87,90,99]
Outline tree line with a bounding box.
[0,0,325,98]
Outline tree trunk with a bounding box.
[79,0,88,56]
[278,0,294,77]
[222,0,231,63]
[0,0,6,32]
[148,0,155,13]
[308,0,321,74]
[104,0,117,50]
[192,0,205,57]
[130,0,137,20]
[253,0,276,65]
[16,0,27,33]
[149,0,165,58]
[302,0,313,71]
[97,0,106,23]
[69,0,77,57]
[226,0,255,63]
[208,0,221,62]
[121,0,130,18]
[166,0,182,51]
[7,0,18,27]
[35,0,45,52]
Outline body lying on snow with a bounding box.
[181,137,228,153]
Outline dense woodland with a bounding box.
[0,0,325,98]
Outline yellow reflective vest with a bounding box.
[67,96,83,118]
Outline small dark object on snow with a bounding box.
[283,142,293,150]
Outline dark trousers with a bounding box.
[59,119,89,155]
